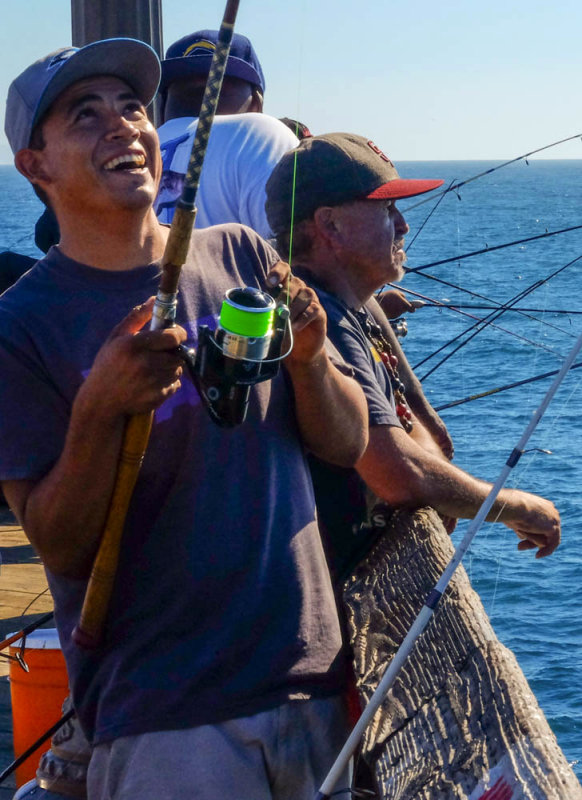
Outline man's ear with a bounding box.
[313,206,342,244]
[250,89,263,113]
[14,148,52,189]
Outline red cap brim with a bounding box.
[367,178,444,201]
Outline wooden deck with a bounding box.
[0,504,53,799]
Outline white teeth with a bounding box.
[104,153,146,171]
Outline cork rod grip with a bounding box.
[72,413,153,648]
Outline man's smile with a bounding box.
[103,152,147,171]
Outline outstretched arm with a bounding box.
[2,299,186,578]
[266,263,368,468]
[356,423,560,558]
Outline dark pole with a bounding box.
[70,0,164,123]
[71,0,163,54]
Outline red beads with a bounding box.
[380,351,399,369]
[396,404,412,421]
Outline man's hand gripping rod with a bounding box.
[73,0,241,650]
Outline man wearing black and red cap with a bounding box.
[266,133,561,576]
[155,30,299,238]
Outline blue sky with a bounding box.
[1,0,581,164]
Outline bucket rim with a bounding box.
[8,627,61,650]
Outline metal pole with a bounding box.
[71,0,163,124]
[71,0,163,53]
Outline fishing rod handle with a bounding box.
[158,206,197,296]
[72,412,153,649]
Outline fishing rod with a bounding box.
[315,324,582,800]
[421,303,582,315]
[402,132,582,213]
[0,708,75,786]
[73,0,241,650]
[398,292,562,356]
[410,252,582,375]
[0,611,54,654]
[435,361,582,411]
[406,223,582,274]
[418,285,561,381]
[384,282,576,343]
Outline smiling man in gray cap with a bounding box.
[0,44,369,800]
[266,132,561,577]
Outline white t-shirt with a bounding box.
[155,113,299,240]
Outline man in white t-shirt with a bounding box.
[155,29,298,238]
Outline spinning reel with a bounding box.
[180,286,291,427]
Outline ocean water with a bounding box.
[1,160,581,778]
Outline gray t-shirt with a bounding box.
[0,224,345,744]
[298,281,403,580]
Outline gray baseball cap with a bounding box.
[5,38,161,155]
[266,133,444,235]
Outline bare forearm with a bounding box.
[8,395,126,578]
[285,351,368,466]
[408,414,449,460]
[359,426,546,524]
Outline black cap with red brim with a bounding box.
[266,132,443,235]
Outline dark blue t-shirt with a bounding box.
[298,283,403,580]
[0,225,345,744]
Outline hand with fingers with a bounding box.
[502,490,561,558]
[266,262,326,366]
[377,289,422,319]
[78,297,187,420]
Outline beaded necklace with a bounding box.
[354,309,414,433]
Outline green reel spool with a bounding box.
[220,288,275,338]
[218,287,277,361]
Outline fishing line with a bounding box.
[395,249,582,341]
[402,132,582,213]
[417,294,563,381]
[287,150,299,272]
[18,587,51,620]
[411,253,582,374]
[416,282,574,347]
[395,247,581,344]
[392,288,564,355]
[411,297,576,341]
[405,178,457,253]
[405,224,582,274]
